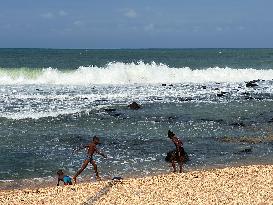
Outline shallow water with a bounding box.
[1,48,273,189]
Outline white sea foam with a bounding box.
[0,62,273,85]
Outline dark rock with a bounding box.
[168,116,176,120]
[162,84,167,86]
[245,96,254,100]
[236,147,252,154]
[202,86,207,89]
[214,88,220,90]
[104,108,117,112]
[178,97,193,102]
[113,113,121,117]
[246,81,258,88]
[169,84,173,87]
[128,102,141,110]
[268,118,273,123]
[230,122,245,127]
[242,92,250,96]
[255,97,264,101]
[217,92,225,97]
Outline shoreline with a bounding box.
[0,161,271,191]
[1,164,273,204]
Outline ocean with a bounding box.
[1,48,273,189]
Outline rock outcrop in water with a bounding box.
[245,80,259,88]
[217,91,228,97]
[128,102,141,110]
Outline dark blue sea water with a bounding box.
[1,48,273,189]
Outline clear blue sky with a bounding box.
[0,0,272,48]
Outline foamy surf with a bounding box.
[1,62,273,85]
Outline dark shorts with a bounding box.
[85,155,93,162]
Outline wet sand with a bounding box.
[1,164,273,205]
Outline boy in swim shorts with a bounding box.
[73,136,107,183]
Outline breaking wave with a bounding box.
[1,62,273,85]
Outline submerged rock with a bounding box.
[230,122,245,127]
[235,147,252,154]
[104,108,117,112]
[128,102,141,110]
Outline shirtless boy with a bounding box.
[73,136,107,183]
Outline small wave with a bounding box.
[0,62,273,85]
[0,109,82,120]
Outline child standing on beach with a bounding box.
[56,170,72,186]
[73,136,107,183]
[167,130,187,173]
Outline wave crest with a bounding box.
[0,62,273,85]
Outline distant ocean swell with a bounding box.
[1,62,273,85]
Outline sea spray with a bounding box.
[1,62,273,85]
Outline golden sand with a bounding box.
[1,165,273,205]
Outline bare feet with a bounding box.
[96,176,101,181]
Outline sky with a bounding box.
[0,0,273,49]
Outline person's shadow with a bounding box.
[81,178,123,205]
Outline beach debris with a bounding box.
[128,102,141,110]
[112,176,123,181]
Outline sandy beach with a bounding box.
[1,164,273,205]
